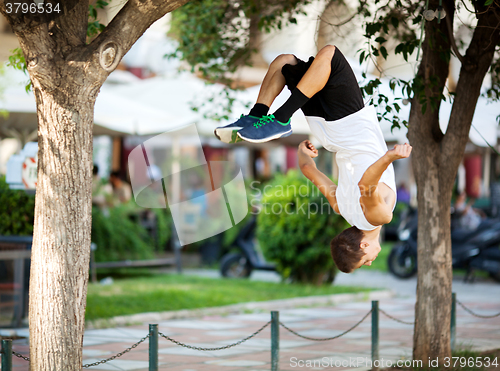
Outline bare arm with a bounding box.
[298,140,339,213]
[359,143,412,224]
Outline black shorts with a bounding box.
[281,48,364,121]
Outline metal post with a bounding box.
[451,292,456,352]
[90,243,98,283]
[371,301,379,371]
[1,339,13,371]
[149,324,158,371]
[271,311,279,371]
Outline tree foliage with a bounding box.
[169,0,311,83]
[168,0,312,119]
[169,0,499,124]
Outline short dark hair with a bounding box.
[330,226,366,273]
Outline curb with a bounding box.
[85,289,394,329]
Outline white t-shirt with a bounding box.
[306,105,397,231]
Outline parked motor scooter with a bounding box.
[388,207,500,282]
[219,216,275,278]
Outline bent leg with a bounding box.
[297,45,336,98]
[256,54,298,107]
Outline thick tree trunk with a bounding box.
[408,0,454,362]
[29,82,96,371]
[409,0,500,363]
[0,1,190,369]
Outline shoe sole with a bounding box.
[214,127,244,144]
[237,129,293,143]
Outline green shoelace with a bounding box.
[253,114,275,128]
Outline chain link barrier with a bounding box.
[159,320,271,351]
[12,350,30,361]
[279,309,372,341]
[457,299,500,319]
[8,299,500,365]
[379,308,414,325]
[82,333,150,368]
[10,334,151,367]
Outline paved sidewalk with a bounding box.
[7,270,500,370]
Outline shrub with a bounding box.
[0,176,172,260]
[256,170,349,285]
[0,176,35,236]
[91,204,173,262]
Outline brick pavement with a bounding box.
[7,294,500,371]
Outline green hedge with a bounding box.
[0,176,35,236]
[0,176,171,261]
[92,204,164,262]
[256,170,349,285]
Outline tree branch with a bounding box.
[444,1,466,65]
[0,1,89,50]
[441,5,500,168]
[81,0,189,73]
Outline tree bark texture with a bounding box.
[409,0,500,363]
[0,0,189,369]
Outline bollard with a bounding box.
[371,301,379,371]
[1,339,13,371]
[271,311,279,371]
[451,293,456,352]
[149,324,158,371]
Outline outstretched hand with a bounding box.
[298,140,318,158]
[386,143,412,161]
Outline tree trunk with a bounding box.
[409,0,500,363]
[0,1,190,369]
[29,80,96,371]
[408,0,454,362]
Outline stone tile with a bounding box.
[218,337,310,349]
[158,344,257,357]
[158,319,249,330]
[205,359,268,367]
[85,328,150,340]
[84,358,150,370]
[83,349,114,357]
[226,313,305,322]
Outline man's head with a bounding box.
[109,171,122,188]
[330,226,382,273]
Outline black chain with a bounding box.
[379,309,414,325]
[82,333,150,368]
[279,309,372,341]
[158,321,271,351]
[11,334,151,367]
[457,300,500,319]
[12,351,30,361]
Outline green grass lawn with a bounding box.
[86,274,372,321]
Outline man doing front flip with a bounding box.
[214,45,412,273]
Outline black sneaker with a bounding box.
[237,114,292,143]
[214,115,261,143]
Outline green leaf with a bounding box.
[391,17,399,29]
[380,46,388,60]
